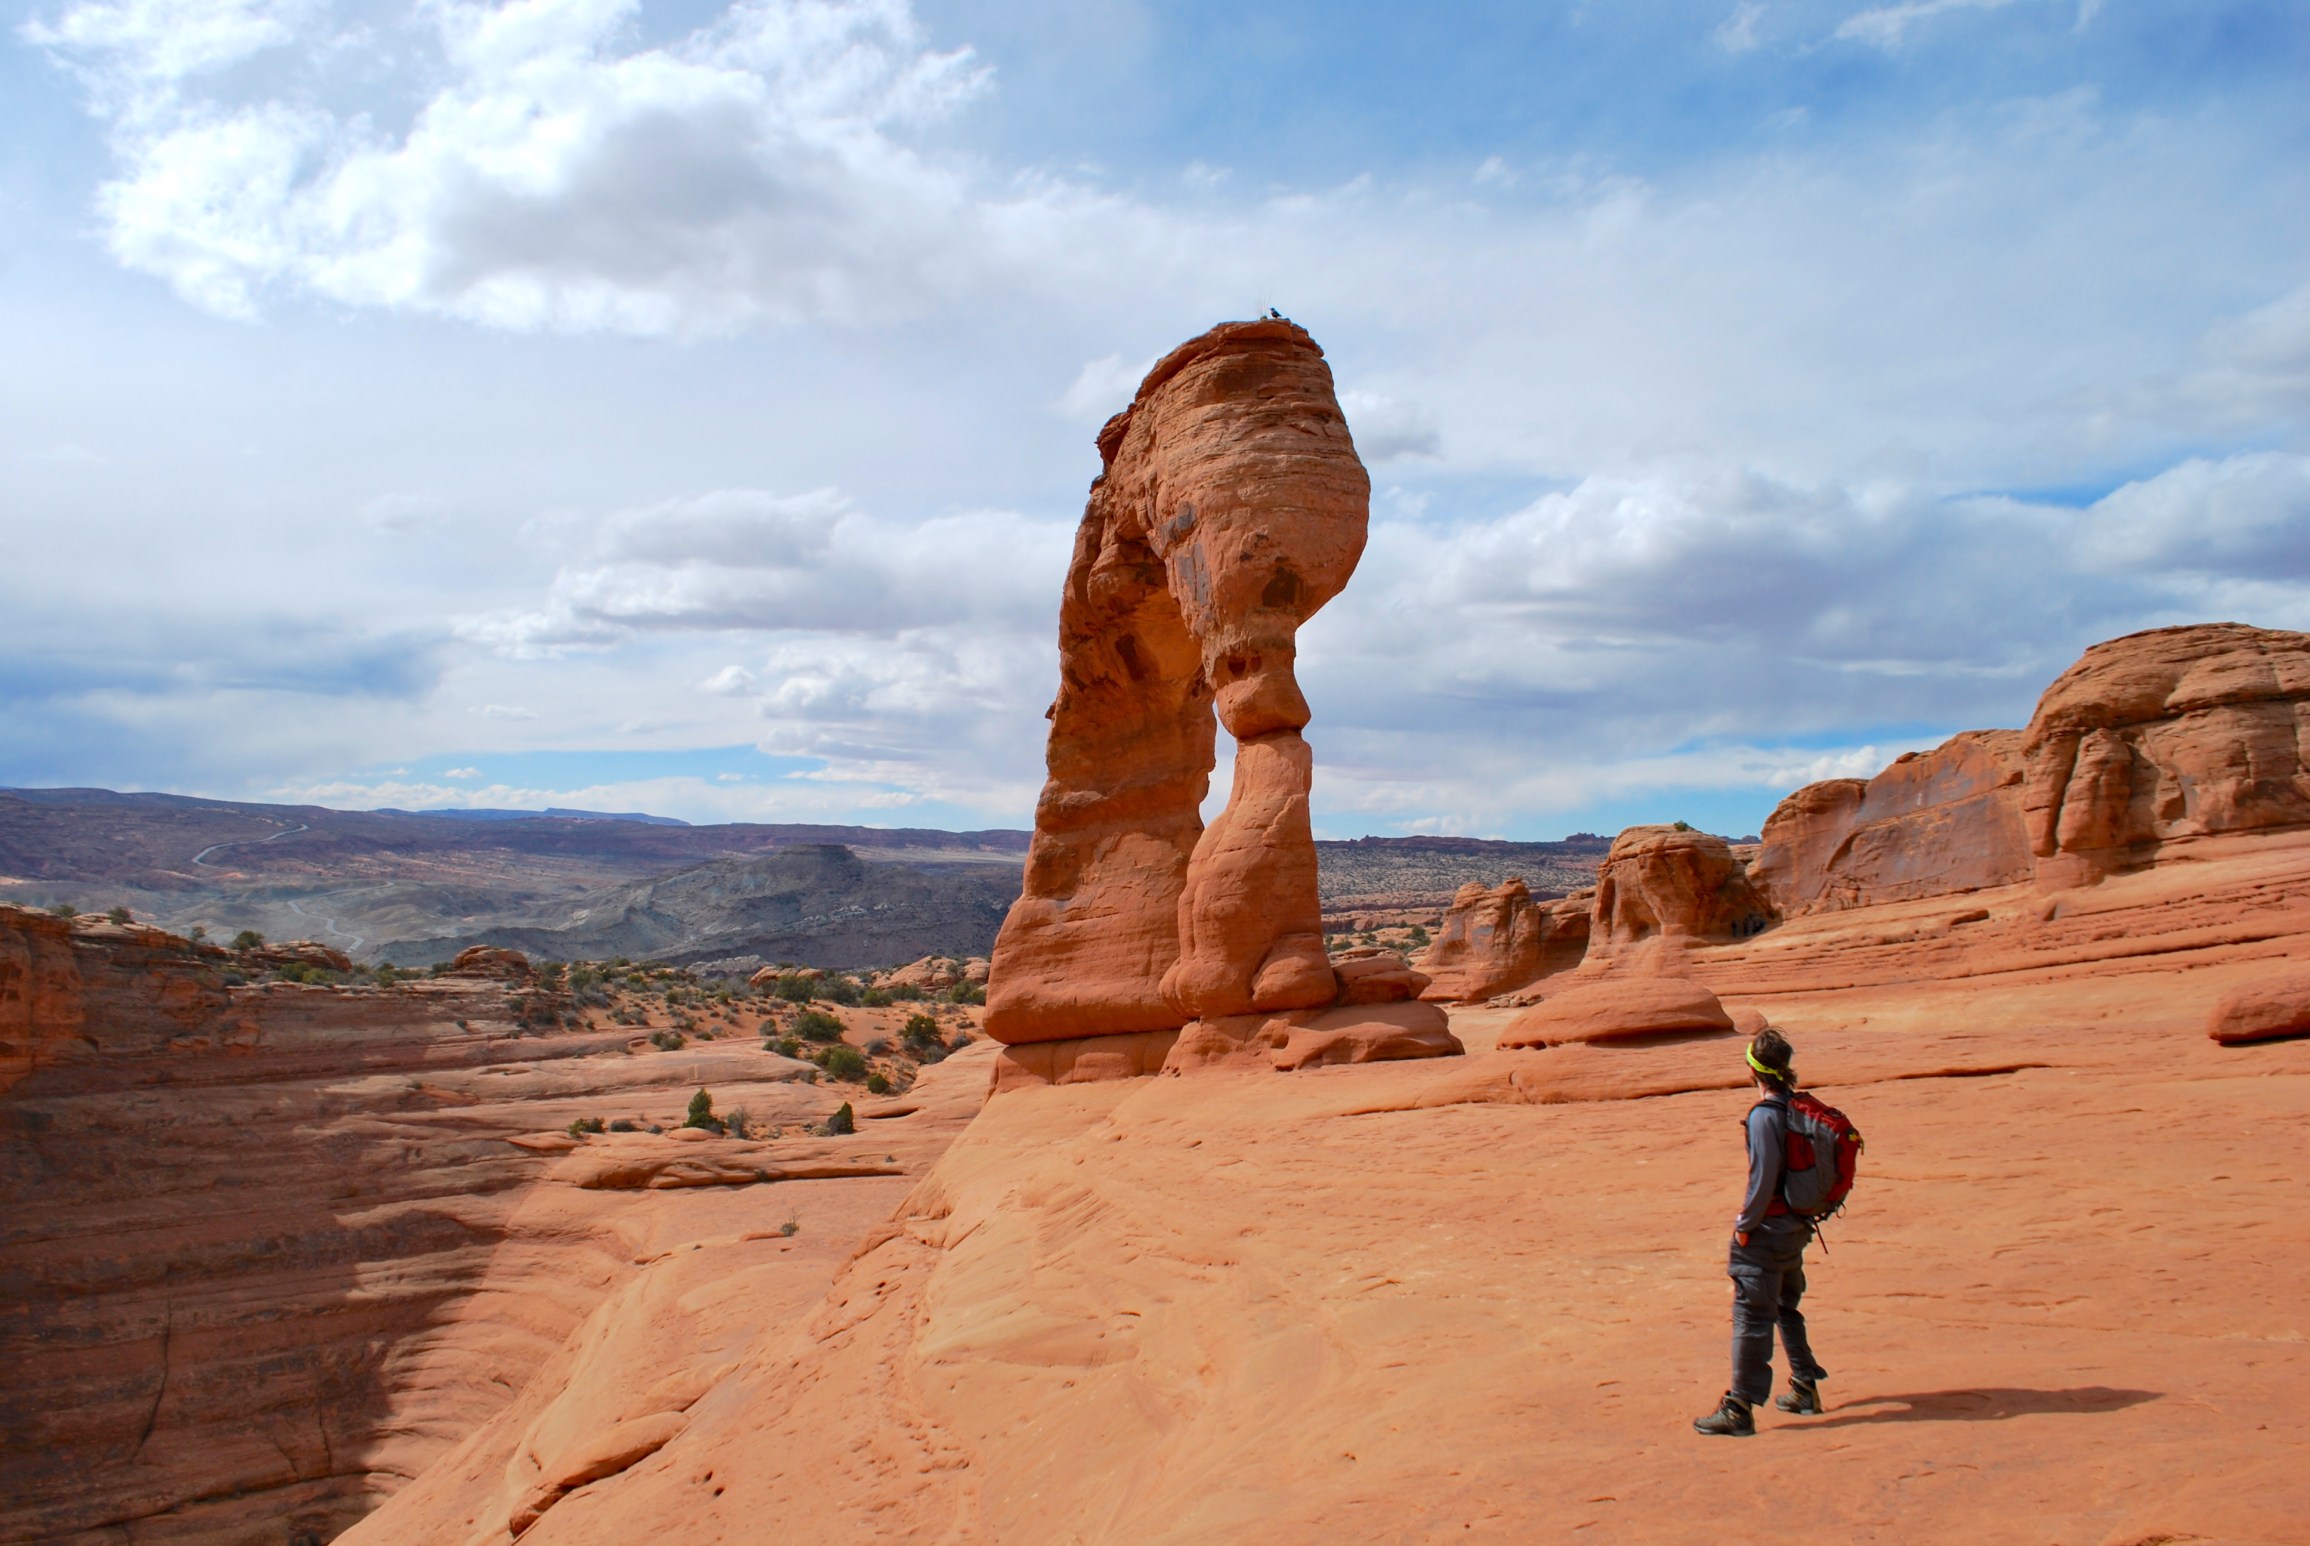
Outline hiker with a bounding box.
[1694,1028,1830,1436]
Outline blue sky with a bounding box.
[3,0,2306,838]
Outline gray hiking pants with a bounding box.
[1729,1223,1826,1405]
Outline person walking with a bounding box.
[1693,1027,1829,1436]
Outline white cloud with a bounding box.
[2081,453,2310,577]
[1054,352,1154,425]
[1836,0,2023,50]
[442,764,482,777]
[469,703,538,720]
[1338,390,1440,462]
[31,0,999,330]
[699,664,757,694]
[1715,2,1766,54]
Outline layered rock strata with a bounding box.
[987,319,1436,1075]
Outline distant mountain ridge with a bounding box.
[0,787,1617,966]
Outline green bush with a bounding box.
[822,1101,855,1136]
[608,1118,639,1132]
[106,905,132,924]
[901,1012,941,1048]
[231,929,264,951]
[820,1045,867,1081]
[859,987,892,1008]
[566,1116,605,1138]
[865,1071,892,1096]
[774,974,817,1003]
[771,1036,803,1059]
[1407,924,1431,947]
[821,975,863,1006]
[944,980,985,1006]
[684,1088,722,1132]
[793,1009,844,1043]
[886,982,925,1002]
[47,902,77,919]
[649,1029,687,1051]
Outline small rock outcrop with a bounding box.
[2022,624,2310,884]
[450,944,533,978]
[1497,976,1736,1049]
[1589,826,1772,958]
[1417,879,1590,1002]
[987,319,1455,1079]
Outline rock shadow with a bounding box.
[1802,1386,2161,1427]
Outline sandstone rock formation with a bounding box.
[2206,969,2310,1044]
[450,943,533,977]
[1329,946,1432,1005]
[1418,879,1591,1001]
[1750,730,2034,916]
[986,319,1386,1058]
[1589,825,1772,957]
[2022,624,2310,884]
[1496,975,1736,1048]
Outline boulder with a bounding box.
[1590,827,1772,957]
[2206,970,2310,1045]
[881,956,962,992]
[1329,947,1430,1005]
[449,946,532,980]
[2022,624,2310,884]
[1418,880,1589,1001]
[1162,1001,1463,1073]
[987,319,1383,1048]
[1497,976,1736,1049]
[252,940,355,973]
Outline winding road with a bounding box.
[188,822,367,954]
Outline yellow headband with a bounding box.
[1745,1046,1789,1081]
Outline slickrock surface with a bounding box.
[987,319,1369,1046]
[1750,730,2033,916]
[1417,879,1592,1002]
[0,912,983,1545]
[354,828,2310,1544]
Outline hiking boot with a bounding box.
[1692,1393,1754,1437]
[1773,1379,1822,1416]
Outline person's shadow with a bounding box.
[1799,1387,2160,1428]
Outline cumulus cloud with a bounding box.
[2082,453,2310,577]
[28,0,1003,329]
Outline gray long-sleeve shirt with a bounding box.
[1735,1096,1788,1236]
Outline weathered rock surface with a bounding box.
[988,320,1376,1047]
[1417,879,1590,1001]
[1589,826,1772,957]
[1328,946,1430,1005]
[1496,975,1736,1048]
[1751,730,2034,916]
[2207,968,2310,1044]
[2022,624,2310,884]
[0,908,972,1545]
[358,823,2310,1543]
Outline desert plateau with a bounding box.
[9,7,2306,1543]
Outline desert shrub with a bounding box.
[566,1116,605,1138]
[946,1032,973,1053]
[821,975,863,1006]
[819,1045,867,1081]
[771,1036,802,1059]
[901,1012,941,1048]
[47,902,77,918]
[863,1037,891,1056]
[778,1218,800,1237]
[865,1071,892,1096]
[649,1029,687,1051]
[220,969,248,986]
[1673,819,1693,831]
[943,980,985,1006]
[1407,924,1431,947]
[724,1106,749,1138]
[793,1009,844,1043]
[188,925,208,943]
[608,1118,638,1132]
[885,982,925,1002]
[684,1089,722,1132]
[859,987,892,1007]
[822,1102,855,1136]
[774,974,816,1003]
[372,964,400,987]
[231,929,264,951]
[106,905,132,924]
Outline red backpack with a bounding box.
[1773,1091,1863,1219]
